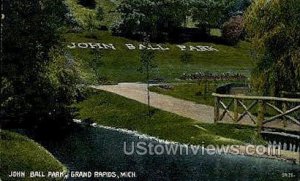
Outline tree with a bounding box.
[245,0,300,96]
[1,0,77,130]
[191,0,235,33]
[191,0,251,37]
[89,49,105,83]
[113,0,190,40]
[138,36,157,116]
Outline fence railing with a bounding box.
[212,93,300,133]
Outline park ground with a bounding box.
[60,0,268,154]
[1,0,260,175]
[4,0,298,176]
[75,89,265,146]
[64,30,253,84]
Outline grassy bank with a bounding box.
[0,130,66,181]
[149,82,248,107]
[75,89,265,146]
[149,83,220,106]
[64,30,253,83]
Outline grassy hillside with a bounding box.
[0,130,66,181]
[75,89,264,146]
[63,0,254,84]
[64,31,254,83]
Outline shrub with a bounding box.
[222,15,244,45]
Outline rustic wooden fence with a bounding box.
[212,93,300,133]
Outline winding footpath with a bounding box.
[92,83,214,123]
[92,83,299,131]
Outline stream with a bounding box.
[28,124,299,180]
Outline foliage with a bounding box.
[229,0,252,15]
[113,0,190,39]
[46,50,80,125]
[113,0,250,40]
[222,15,244,45]
[1,0,78,129]
[85,13,98,31]
[245,0,300,95]
[96,6,105,22]
[138,48,156,74]
[190,0,235,32]
[65,0,97,30]
[65,0,119,29]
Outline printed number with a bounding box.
[282,172,295,178]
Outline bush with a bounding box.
[85,13,98,31]
[96,6,104,22]
[222,15,244,45]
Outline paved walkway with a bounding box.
[92,83,214,123]
[92,83,300,131]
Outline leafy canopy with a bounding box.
[245,0,300,95]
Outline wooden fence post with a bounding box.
[234,98,238,122]
[282,101,287,127]
[257,100,265,135]
[214,97,220,123]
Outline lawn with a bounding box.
[149,83,280,117]
[75,89,265,146]
[64,30,254,83]
[149,82,222,106]
[0,130,66,180]
[63,0,254,83]
[63,0,254,84]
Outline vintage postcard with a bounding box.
[1,0,299,180]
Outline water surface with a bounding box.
[35,125,299,180]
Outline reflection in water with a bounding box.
[34,125,299,180]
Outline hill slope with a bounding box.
[64,31,253,83]
[0,130,66,180]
